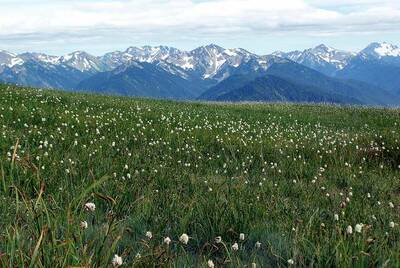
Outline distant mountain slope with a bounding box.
[333,42,400,95]
[200,60,400,106]
[59,51,106,73]
[265,61,400,106]
[273,44,355,76]
[100,44,260,81]
[0,45,271,93]
[0,60,91,90]
[0,50,105,89]
[76,61,203,99]
[199,74,360,104]
[1,42,400,105]
[336,54,400,95]
[0,50,23,72]
[359,42,400,66]
[198,75,255,100]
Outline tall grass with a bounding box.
[0,85,399,267]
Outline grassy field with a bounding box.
[0,84,399,267]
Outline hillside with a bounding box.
[199,74,361,104]
[0,85,399,267]
[336,56,400,95]
[76,61,204,99]
[200,61,400,106]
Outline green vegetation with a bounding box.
[0,84,399,267]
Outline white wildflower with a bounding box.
[355,224,363,233]
[346,225,353,235]
[239,233,245,241]
[179,233,189,244]
[163,237,171,245]
[232,242,239,251]
[84,202,96,212]
[145,231,152,239]
[112,254,123,267]
[80,221,88,229]
[334,214,339,221]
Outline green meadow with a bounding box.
[0,85,399,267]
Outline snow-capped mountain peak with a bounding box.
[361,42,400,58]
[0,50,24,68]
[203,44,225,51]
[60,51,93,63]
[19,52,60,65]
[59,51,103,72]
[2,42,399,88]
[105,44,255,79]
[274,44,355,75]
[310,44,354,67]
[313,44,334,52]
[115,46,193,70]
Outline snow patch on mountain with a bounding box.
[362,42,400,58]
[1,42,399,85]
[59,51,103,72]
[9,58,24,67]
[273,44,355,74]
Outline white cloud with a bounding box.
[0,0,399,53]
[307,0,399,7]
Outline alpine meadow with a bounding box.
[0,84,399,267]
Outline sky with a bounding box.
[0,0,399,56]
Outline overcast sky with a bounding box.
[0,0,399,55]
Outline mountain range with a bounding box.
[1,42,400,105]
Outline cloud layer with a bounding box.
[0,0,399,53]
